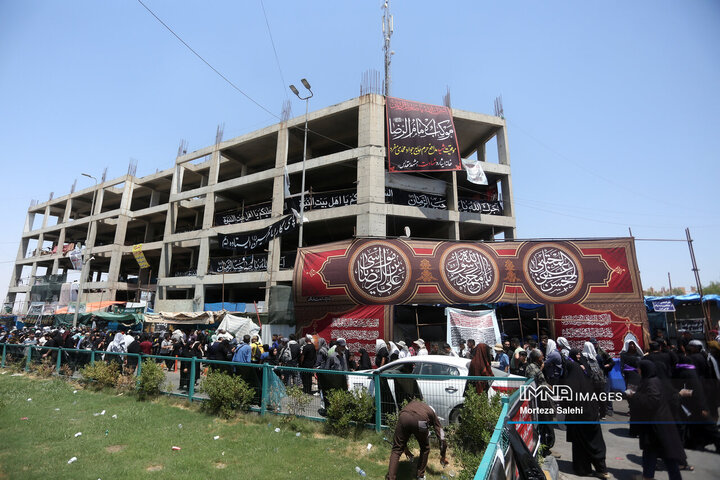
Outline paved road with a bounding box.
[551,400,718,480]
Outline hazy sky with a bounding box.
[1,0,718,304]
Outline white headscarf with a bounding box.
[546,339,558,355]
[582,341,597,361]
[621,337,643,356]
[108,333,127,353]
[388,341,399,356]
[375,339,387,353]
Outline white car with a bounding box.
[347,355,525,425]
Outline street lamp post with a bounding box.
[289,79,312,248]
[73,173,98,328]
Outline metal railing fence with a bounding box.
[1,343,529,437]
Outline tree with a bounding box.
[703,281,720,295]
[644,287,685,296]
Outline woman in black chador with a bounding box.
[561,348,608,478]
[627,360,686,480]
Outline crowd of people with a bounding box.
[493,331,720,480]
[2,323,720,478]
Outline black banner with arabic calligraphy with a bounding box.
[458,198,503,215]
[386,97,461,173]
[294,238,645,307]
[309,190,356,209]
[218,214,297,251]
[214,191,357,227]
[208,252,296,274]
[214,202,273,226]
[386,188,447,209]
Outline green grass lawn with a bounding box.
[0,370,455,479]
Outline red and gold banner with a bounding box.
[553,303,646,356]
[293,238,643,307]
[299,304,387,353]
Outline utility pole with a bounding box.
[382,0,394,96]
[685,227,712,337]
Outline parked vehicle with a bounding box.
[347,355,525,425]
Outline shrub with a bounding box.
[325,387,375,434]
[79,362,120,390]
[115,373,136,393]
[200,371,254,418]
[448,390,502,480]
[59,364,74,377]
[137,359,165,400]
[30,359,56,378]
[284,385,312,422]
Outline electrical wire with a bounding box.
[259,0,288,100]
[137,0,278,119]
[137,0,354,153]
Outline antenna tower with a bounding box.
[382,0,394,96]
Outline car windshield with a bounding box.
[415,362,460,377]
[380,362,416,374]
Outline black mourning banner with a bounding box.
[214,202,272,226]
[218,214,297,251]
[386,97,461,173]
[311,190,356,209]
[458,198,503,215]
[386,188,447,209]
[209,252,296,274]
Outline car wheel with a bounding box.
[449,405,463,424]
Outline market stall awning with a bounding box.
[54,301,125,314]
[144,311,224,324]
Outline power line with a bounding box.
[137,0,354,153]
[136,0,278,119]
[259,0,288,100]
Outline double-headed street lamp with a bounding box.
[289,79,312,248]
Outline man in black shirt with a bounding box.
[299,334,317,394]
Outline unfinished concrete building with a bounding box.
[4,94,516,316]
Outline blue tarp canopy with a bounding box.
[645,294,720,309]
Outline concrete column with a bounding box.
[41,205,50,229]
[447,171,460,240]
[495,124,516,239]
[265,128,289,304]
[143,222,154,243]
[62,198,73,223]
[52,227,67,274]
[477,142,486,162]
[356,95,386,237]
[157,166,184,299]
[107,182,134,294]
[86,187,105,249]
[8,237,29,289]
[149,190,160,208]
[35,233,45,256]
